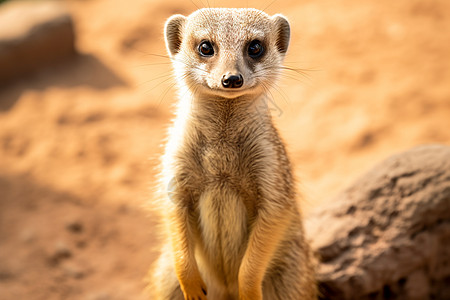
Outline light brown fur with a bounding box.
[149,8,317,300]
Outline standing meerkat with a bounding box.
[150,8,317,300]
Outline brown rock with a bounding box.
[0,0,76,85]
[306,145,450,300]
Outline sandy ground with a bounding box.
[0,0,449,299]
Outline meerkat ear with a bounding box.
[164,14,186,57]
[271,14,290,54]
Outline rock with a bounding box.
[306,145,450,300]
[0,0,76,85]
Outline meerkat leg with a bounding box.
[169,204,208,300]
[262,235,317,300]
[238,206,293,300]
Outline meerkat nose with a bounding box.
[222,74,244,88]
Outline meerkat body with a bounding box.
[150,8,317,300]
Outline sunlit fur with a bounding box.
[149,8,317,300]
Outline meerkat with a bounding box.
[149,8,317,300]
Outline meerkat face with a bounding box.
[164,8,290,99]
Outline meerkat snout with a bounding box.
[221,74,243,88]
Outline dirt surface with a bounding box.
[0,0,449,299]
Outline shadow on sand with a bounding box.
[0,53,128,111]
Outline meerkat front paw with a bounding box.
[180,276,208,300]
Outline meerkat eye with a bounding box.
[248,40,264,58]
[198,41,214,57]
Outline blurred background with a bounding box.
[0,0,449,299]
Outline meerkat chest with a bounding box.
[195,139,251,283]
[196,124,263,184]
[179,125,265,282]
[200,140,242,182]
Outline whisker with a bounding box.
[155,72,192,108]
[254,65,313,83]
[138,53,205,72]
[141,53,172,60]
[136,72,173,88]
[189,0,202,11]
[157,81,178,108]
[143,75,176,98]
[280,66,313,80]
[132,62,173,68]
[264,81,291,109]
[253,70,304,83]
[283,63,321,73]
[261,0,277,13]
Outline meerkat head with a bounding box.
[164,8,290,99]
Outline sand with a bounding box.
[0,0,449,299]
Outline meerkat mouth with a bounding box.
[201,81,260,98]
[205,87,256,99]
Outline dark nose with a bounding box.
[222,74,243,88]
